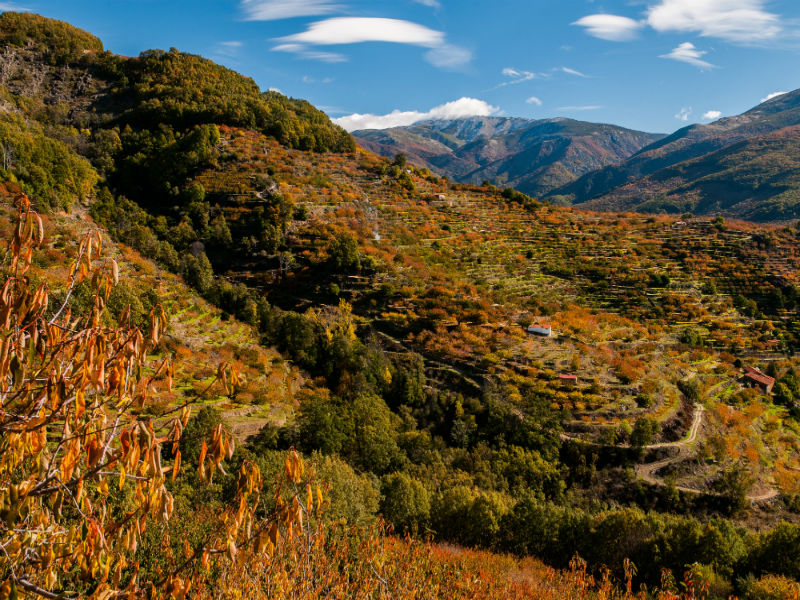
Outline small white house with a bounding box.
[527,324,552,337]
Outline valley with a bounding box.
[2,11,800,600]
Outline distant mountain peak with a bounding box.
[353,117,663,196]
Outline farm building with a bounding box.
[527,324,552,337]
[741,366,775,394]
[558,374,578,386]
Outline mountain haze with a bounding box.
[354,117,664,196]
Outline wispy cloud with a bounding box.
[241,0,341,20]
[572,14,643,42]
[558,105,603,111]
[702,110,722,120]
[0,2,30,11]
[272,43,347,62]
[501,68,536,84]
[561,67,588,77]
[526,96,543,106]
[647,0,781,43]
[675,107,692,121]
[302,75,334,84]
[761,91,788,103]
[334,97,499,131]
[213,41,243,59]
[274,17,471,68]
[412,0,441,9]
[660,42,716,69]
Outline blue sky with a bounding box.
[3,0,799,134]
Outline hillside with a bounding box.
[552,90,800,221]
[3,12,800,599]
[354,117,663,196]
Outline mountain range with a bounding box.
[354,90,800,222]
[354,117,664,197]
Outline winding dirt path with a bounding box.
[562,404,780,504]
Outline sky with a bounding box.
[2,0,799,134]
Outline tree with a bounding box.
[716,466,754,515]
[327,231,361,274]
[380,472,430,533]
[630,417,660,448]
[0,197,312,599]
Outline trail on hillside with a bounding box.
[562,404,780,503]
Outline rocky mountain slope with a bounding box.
[551,89,800,221]
[353,117,663,197]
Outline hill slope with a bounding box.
[3,12,800,597]
[353,117,664,196]
[551,90,800,220]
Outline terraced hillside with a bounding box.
[4,14,800,596]
[184,126,800,503]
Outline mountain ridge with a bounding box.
[353,116,664,197]
[550,89,800,220]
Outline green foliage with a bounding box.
[716,466,755,515]
[295,392,404,475]
[678,378,701,403]
[119,49,353,153]
[380,472,430,533]
[630,417,660,447]
[745,523,800,581]
[327,231,361,273]
[679,327,704,347]
[432,486,511,547]
[0,11,103,65]
[312,453,380,526]
[0,115,97,210]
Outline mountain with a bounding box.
[353,117,664,197]
[5,13,800,599]
[551,89,800,221]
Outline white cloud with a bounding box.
[526,96,543,106]
[558,105,603,111]
[562,67,588,77]
[275,17,470,68]
[675,107,692,121]
[241,0,341,20]
[279,17,444,46]
[572,14,643,41]
[647,0,781,43]
[660,42,716,69]
[761,91,788,103]
[702,110,722,120]
[334,97,499,131]
[272,43,347,62]
[0,2,30,11]
[500,67,536,85]
[425,44,472,68]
